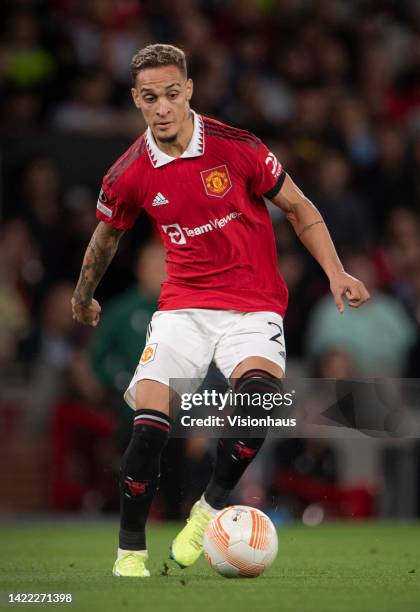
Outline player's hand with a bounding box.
[71,297,101,327]
[329,271,370,314]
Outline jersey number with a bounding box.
[268,321,283,345]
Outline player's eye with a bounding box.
[143,96,155,103]
[168,91,179,99]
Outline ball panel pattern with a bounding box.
[216,561,239,578]
[203,505,278,578]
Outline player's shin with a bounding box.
[119,410,171,552]
[204,369,281,510]
[170,370,281,569]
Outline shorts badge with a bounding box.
[140,343,157,365]
[201,165,232,198]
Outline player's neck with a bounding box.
[153,109,194,158]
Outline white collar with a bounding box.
[145,109,205,168]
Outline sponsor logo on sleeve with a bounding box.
[265,152,282,178]
[99,188,108,203]
[97,189,113,217]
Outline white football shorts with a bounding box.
[124,308,286,409]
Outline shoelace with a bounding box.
[188,511,210,550]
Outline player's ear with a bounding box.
[131,87,141,109]
[186,78,193,101]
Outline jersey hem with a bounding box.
[96,210,132,230]
[157,299,287,318]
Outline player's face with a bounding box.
[131,65,193,143]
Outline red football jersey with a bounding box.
[96,112,289,316]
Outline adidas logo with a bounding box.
[152,192,169,206]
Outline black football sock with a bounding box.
[204,370,281,510]
[119,409,171,551]
[204,437,266,509]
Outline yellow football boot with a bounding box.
[112,551,150,577]
[170,499,215,568]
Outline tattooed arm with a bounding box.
[72,221,125,326]
[271,173,370,313]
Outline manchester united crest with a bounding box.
[140,343,157,365]
[201,165,232,198]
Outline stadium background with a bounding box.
[1,0,420,526]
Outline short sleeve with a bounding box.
[96,181,139,230]
[251,141,285,199]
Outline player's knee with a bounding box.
[129,409,172,454]
[234,369,283,417]
[234,368,283,395]
[135,380,171,414]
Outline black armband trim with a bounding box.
[263,171,286,200]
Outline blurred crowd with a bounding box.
[1,0,420,517]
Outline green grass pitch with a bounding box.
[1,521,419,612]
